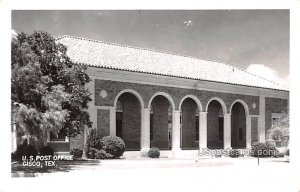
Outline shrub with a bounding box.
[70,148,83,159]
[13,140,38,161]
[250,142,273,157]
[11,152,18,161]
[229,149,241,158]
[272,149,285,158]
[87,148,100,159]
[266,139,276,149]
[148,147,160,158]
[101,136,125,159]
[85,129,102,159]
[39,146,54,156]
[95,149,114,159]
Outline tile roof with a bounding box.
[56,35,287,91]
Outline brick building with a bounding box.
[50,35,289,157]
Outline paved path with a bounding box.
[7,157,300,192]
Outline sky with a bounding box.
[11,10,290,88]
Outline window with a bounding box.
[218,117,224,141]
[272,113,282,128]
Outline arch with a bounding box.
[178,95,203,112]
[148,92,175,110]
[229,99,249,115]
[205,97,227,113]
[113,89,144,109]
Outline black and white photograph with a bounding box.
[1,1,300,191]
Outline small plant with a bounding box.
[39,146,54,156]
[266,139,276,149]
[250,142,275,157]
[286,149,289,156]
[13,140,38,161]
[229,149,241,158]
[85,129,102,159]
[101,136,125,159]
[87,148,100,159]
[70,148,83,159]
[95,149,114,159]
[272,149,285,158]
[148,147,160,158]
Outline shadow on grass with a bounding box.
[11,159,100,177]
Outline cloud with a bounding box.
[246,64,289,89]
[11,29,18,41]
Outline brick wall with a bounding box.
[265,97,288,135]
[181,98,198,149]
[97,109,110,138]
[70,132,84,150]
[94,79,259,115]
[47,142,70,152]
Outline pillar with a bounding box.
[109,107,116,136]
[141,108,150,153]
[246,115,251,148]
[224,113,231,149]
[86,77,97,129]
[172,110,181,151]
[258,95,266,142]
[199,112,207,149]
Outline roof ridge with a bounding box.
[56,34,282,87]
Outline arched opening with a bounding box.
[231,102,246,149]
[116,92,141,151]
[149,95,173,150]
[180,98,199,150]
[207,100,224,149]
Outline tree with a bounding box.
[267,110,289,147]
[11,31,92,147]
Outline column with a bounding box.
[258,95,266,142]
[109,107,116,136]
[199,112,207,149]
[86,77,97,129]
[172,110,181,151]
[224,113,231,149]
[246,115,252,148]
[141,108,150,152]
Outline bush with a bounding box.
[70,148,83,159]
[266,139,276,149]
[13,140,38,161]
[272,149,285,158]
[87,148,99,159]
[250,142,274,157]
[39,146,54,156]
[101,136,125,159]
[148,147,160,158]
[85,129,102,159]
[95,149,113,159]
[229,149,241,158]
